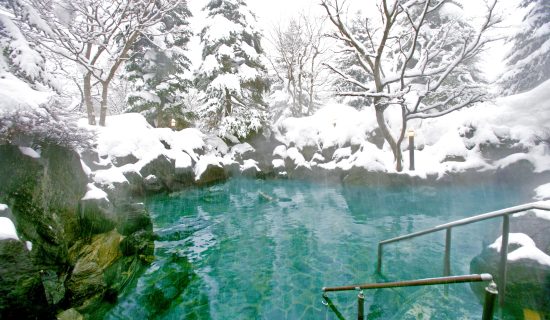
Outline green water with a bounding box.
[106,178,532,319]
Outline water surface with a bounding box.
[106,178,531,319]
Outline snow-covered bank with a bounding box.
[78,113,262,196]
[73,78,550,200]
[273,78,550,179]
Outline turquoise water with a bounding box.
[106,178,532,319]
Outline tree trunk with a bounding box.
[156,100,164,128]
[375,105,403,172]
[224,89,232,116]
[83,72,96,125]
[99,82,109,126]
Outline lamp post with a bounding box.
[407,128,415,171]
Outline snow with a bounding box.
[230,143,255,157]
[275,104,376,150]
[0,217,19,241]
[202,15,242,42]
[81,183,109,201]
[210,74,241,91]
[273,77,550,178]
[241,159,260,172]
[25,241,32,251]
[534,183,550,201]
[174,151,192,169]
[93,167,129,186]
[194,154,223,180]
[0,73,52,115]
[18,146,40,159]
[489,233,550,267]
[272,159,285,168]
[0,204,7,211]
[79,113,210,186]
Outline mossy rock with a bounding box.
[0,239,52,319]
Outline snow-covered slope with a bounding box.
[273,78,550,178]
[78,114,257,190]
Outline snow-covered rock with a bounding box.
[0,216,19,241]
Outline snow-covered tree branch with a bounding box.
[12,0,188,126]
[321,0,499,171]
[268,13,330,120]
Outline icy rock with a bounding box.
[470,212,550,312]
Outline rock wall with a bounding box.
[0,144,154,319]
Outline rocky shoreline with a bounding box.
[1,118,549,318]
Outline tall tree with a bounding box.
[13,0,184,126]
[0,0,52,88]
[196,0,270,139]
[321,0,498,172]
[268,14,328,120]
[499,0,550,95]
[126,2,194,128]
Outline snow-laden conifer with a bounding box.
[196,0,269,139]
[126,2,195,128]
[500,0,550,95]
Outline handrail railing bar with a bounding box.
[379,202,550,246]
[322,295,346,320]
[322,273,493,293]
[498,215,510,305]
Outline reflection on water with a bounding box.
[106,178,533,319]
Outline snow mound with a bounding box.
[0,216,19,241]
[534,183,550,201]
[489,233,550,266]
[276,104,376,150]
[0,73,52,116]
[82,183,109,201]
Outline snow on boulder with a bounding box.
[0,216,19,241]
[275,104,376,151]
[488,232,550,266]
[273,145,287,158]
[81,183,109,201]
[194,155,227,185]
[534,184,550,201]
[18,146,40,159]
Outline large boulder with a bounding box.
[470,212,550,314]
[79,197,116,237]
[0,144,87,268]
[66,230,123,307]
[140,155,176,192]
[0,239,52,319]
[196,163,228,186]
[0,144,155,318]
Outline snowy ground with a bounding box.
[2,61,550,202]
[274,78,550,179]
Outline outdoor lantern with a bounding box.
[170,118,176,128]
[407,128,415,171]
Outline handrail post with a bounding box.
[377,243,383,274]
[443,228,452,295]
[498,215,510,305]
[482,281,498,320]
[357,290,365,320]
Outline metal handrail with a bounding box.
[376,201,550,304]
[322,273,493,292]
[322,274,497,320]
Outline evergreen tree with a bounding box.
[196,0,270,139]
[126,1,194,128]
[500,0,550,95]
[0,0,53,89]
